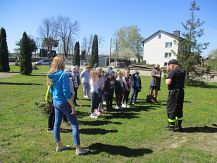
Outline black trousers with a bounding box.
[74,87,78,103]
[48,102,55,129]
[123,90,130,104]
[105,88,114,109]
[167,89,184,123]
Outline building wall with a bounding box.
[143,33,179,67]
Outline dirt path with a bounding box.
[0,72,18,79]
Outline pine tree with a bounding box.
[90,35,98,67]
[72,42,80,66]
[0,28,10,72]
[19,32,32,75]
[177,0,209,80]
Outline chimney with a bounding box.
[173,30,180,37]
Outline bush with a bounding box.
[32,64,39,70]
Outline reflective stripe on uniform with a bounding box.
[168,118,176,123]
[176,117,183,121]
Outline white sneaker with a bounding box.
[84,95,88,98]
[122,103,126,108]
[56,144,71,152]
[103,101,106,105]
[90,113,98,119]
[115,105,119,109]
[126,104,130,108]
[76,148,89,155]
[95,111,101,116]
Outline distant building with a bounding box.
[98,55,109,67]
[142,30,183,67]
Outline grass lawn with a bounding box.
[1,65,217,162]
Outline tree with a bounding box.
[38,18,58,52]
[80,50,86,60]
[0,28,10,72]
[90,35,98,67]
[16,36,37,53]
[19,32,32,75]
[56,16,79,57]
[208,49,217,59]
[177,0,209,80]
[38,16,79,57]
[81,35,93,56]
[72,42,80,66]
[115,26,144,62]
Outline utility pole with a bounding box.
[115,38,118,67]
[109,38,112,66]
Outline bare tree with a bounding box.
[56,16,79,58]
[38,17,58,52]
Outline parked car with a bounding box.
[34,59,52,66]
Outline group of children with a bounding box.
[88,66,142,119]
[45,65,143,130]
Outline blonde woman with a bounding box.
[89,69,100,118]
[122,70,131,108]
[47,55,89,155]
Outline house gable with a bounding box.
[142,30,182,45]
[143,30,182,67]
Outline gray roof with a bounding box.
[142,30,184,44]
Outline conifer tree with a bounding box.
[90,35,98,67]
[72,41,80,66]
[0,28,10,72]
[19,32,32,75]
[177,0,209,80]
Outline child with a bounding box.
[70,66,80,106]
[130,71,142,105]
[89,69,100,118]
[96,67,105,113]
[45,86,54,132]
[150,64,161,102]
[80,65,90,98]
[114,70,124,109]
[122,70,131,108]
[104,71,115,110]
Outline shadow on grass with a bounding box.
[7,71,20,73]
[124,105,157,112]
[60,128,118,135]
[103,112,139,120]
[180,125,217,133]
[31,74,47,77]
[0,82,42,85]
[79,120,122,126]
[79,128,118,135]
[80,104,91,107]
[76,111,90,118]
[88,143,153,157]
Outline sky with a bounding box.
[1,0,217,57]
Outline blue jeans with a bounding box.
[82,83,90,96]
[53,102,80,145]
[130,88,139,103]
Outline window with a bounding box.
[164,53,172,58]
[158,34,161,39]
[164,62,168,67]
[165,42,172,48]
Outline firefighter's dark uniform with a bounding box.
[166,65,185,130]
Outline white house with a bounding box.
[143,30,182,67]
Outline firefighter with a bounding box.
[165,59,186,131]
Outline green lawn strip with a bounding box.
[1,65,217,162]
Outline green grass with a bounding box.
[1,65,217,162]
